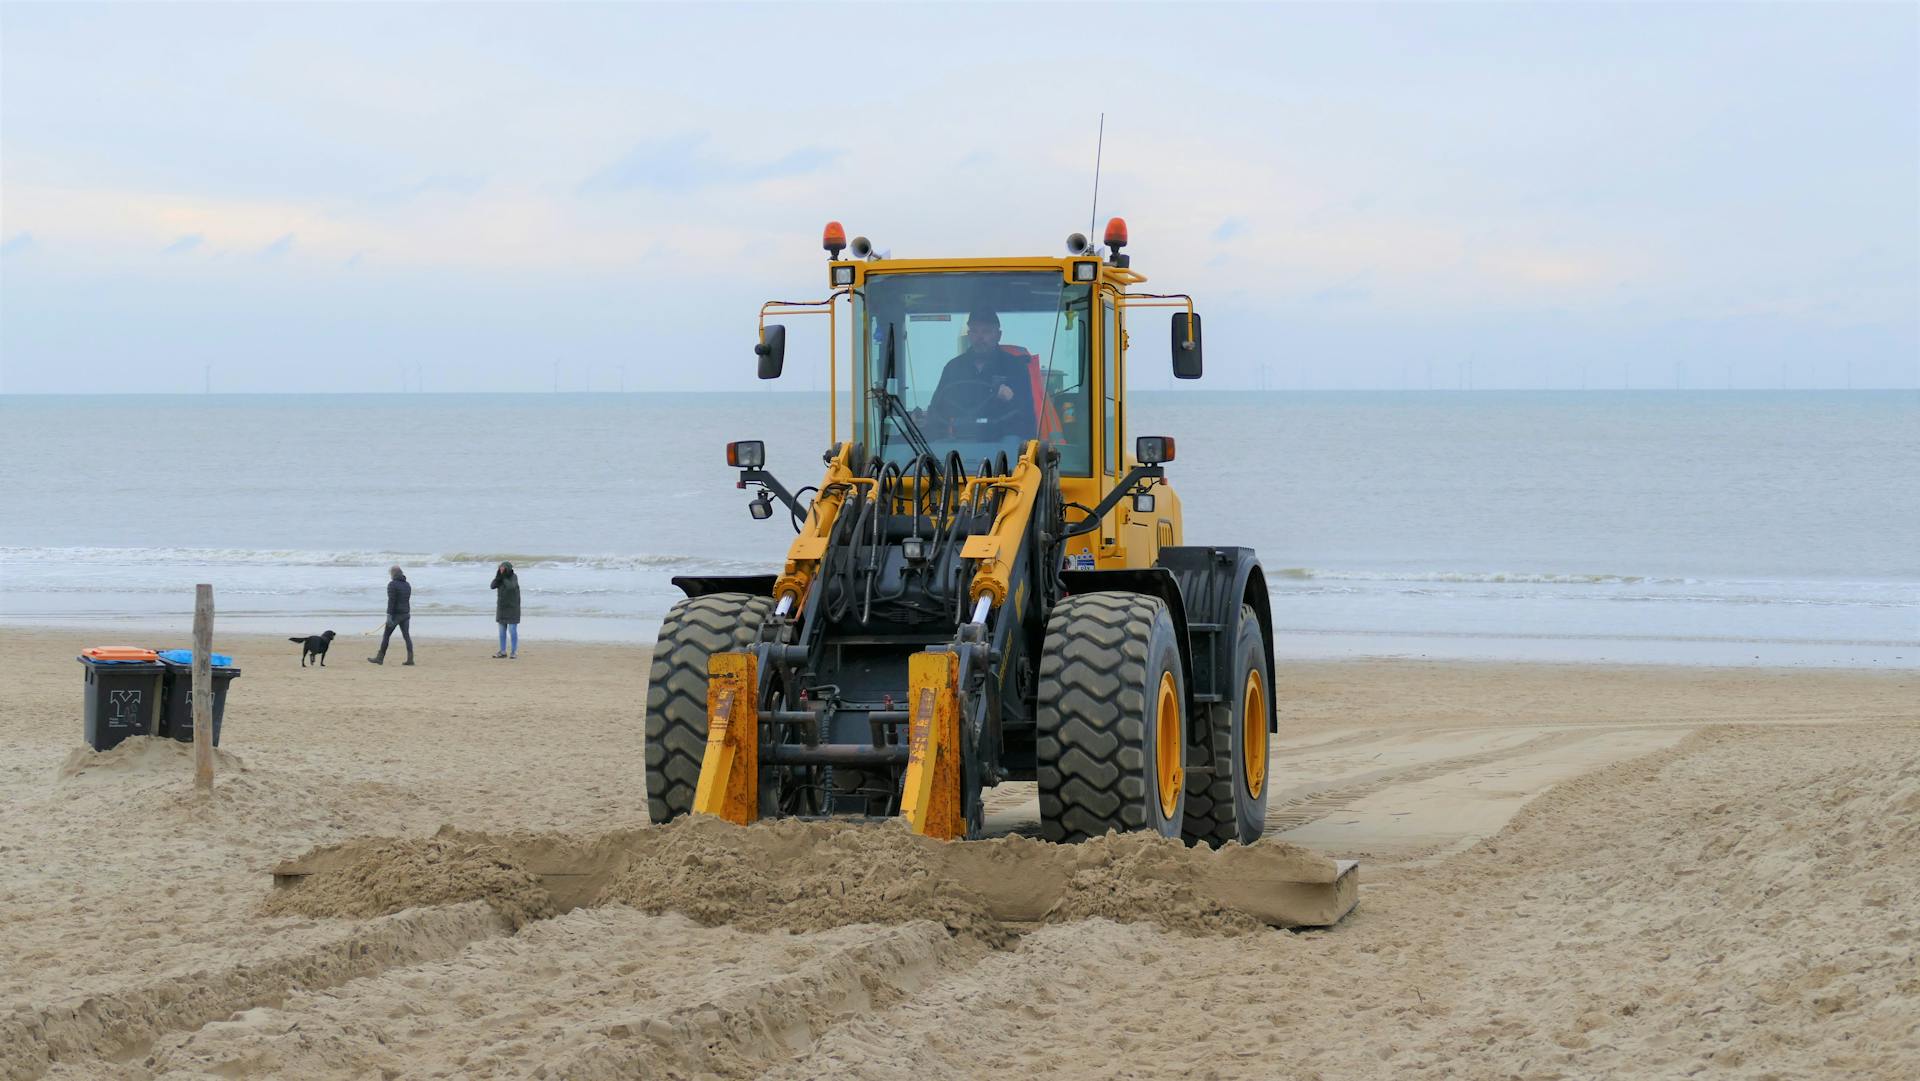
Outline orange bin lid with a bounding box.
[80,646,159,662]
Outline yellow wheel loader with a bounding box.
[645,218,1276,845]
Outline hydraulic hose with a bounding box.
[862,461,897,624]
[823,485,872,622]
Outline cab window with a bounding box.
[853,272,1093,476]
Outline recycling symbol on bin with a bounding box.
[109,690,141,723]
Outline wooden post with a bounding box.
[193,583,214,791]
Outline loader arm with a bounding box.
[770,444,867,616]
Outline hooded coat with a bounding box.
[386,573,411,620]
[491,564,521,624]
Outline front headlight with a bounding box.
[726,440,766,469]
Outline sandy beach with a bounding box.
[2,628,1914,1079]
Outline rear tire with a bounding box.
[1183,604,1271,846]
[644,592,774,824]
[1037,592,1187,843]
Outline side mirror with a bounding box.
[1171,312,1203,380]
[755,324,787,380]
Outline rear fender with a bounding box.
[671,575,778,599]
[1151,547,1276,732]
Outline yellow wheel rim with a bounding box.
[1155,671,1182,819]
[1242,669,1267,799]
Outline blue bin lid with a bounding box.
[158,649,234,667]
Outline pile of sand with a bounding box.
[597,817,1016,942]
[261,827,553,930]
[268,815,1342,943]
[56,735,245,783]
[1041,831,1335,933]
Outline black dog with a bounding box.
[289,631,337,667]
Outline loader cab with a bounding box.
[752,222,1201,571]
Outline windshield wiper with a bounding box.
[871,322,936,463]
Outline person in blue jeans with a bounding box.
[368,565,414,665]
[491,561,520,659]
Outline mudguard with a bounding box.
[1057,567,1195,694]
[1151,547,1277,732]
[670,574,779,599]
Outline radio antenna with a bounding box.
[1087,113,1105,245]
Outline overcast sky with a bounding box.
[2,2,1915,393]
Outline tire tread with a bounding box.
[643,593,773,824]
[1036,592,1173,843]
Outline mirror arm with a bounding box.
[1062,463,1165,538]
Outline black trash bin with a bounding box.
[77,651,167,752]
[157,653,241,746]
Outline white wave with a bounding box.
[0,546,766,575]
[1266,567,1689,586]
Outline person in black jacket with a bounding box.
[490,561,520,659]
[368,564,415,666]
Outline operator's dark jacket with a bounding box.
[386,574,412,622]
[491,566,521,624]
[927,346,1036,439]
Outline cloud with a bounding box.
[162,233,203,254]
[1211,218,1246,242]
[409,173,485,197]
[1,179,781,275]
[1,232,36,256]
[1310,276,1374,306]
[579,132,840,195]
[361,174,488,206]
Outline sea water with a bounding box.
[2,391,1913,666]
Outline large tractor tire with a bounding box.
[1182,604,1272,847]
[644,592,774,824]
[1037,592,1188,843]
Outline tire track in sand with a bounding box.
[2,903,508,1081]
[109,911,958,1081]
[1263,728,1599,832]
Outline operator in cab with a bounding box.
[921,310,1038,441]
